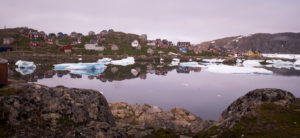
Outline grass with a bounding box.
[0,88,16,96]
[143,128,177,138]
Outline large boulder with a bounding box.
[0,83,126,137]
[218,88,295,129]
[109,102,215,137]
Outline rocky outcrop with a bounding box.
[0,83,126,137]
[109,102,215,137]
[222,58,237,65]
[218,88,296,129]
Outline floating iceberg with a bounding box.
[179,62,202,67]
[15,60,36,68]
[206,64,272,75]
[262,54,300,60]
[243,60,263,67]
[15,60,36,75]
[111,57,135,66]
[97,58,112,65]
[54,63,107,76]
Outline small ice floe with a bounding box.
[179,62,202,67]
[15,60,37,75]
[54,63,107,76]
[242,60,263,67]
[131,69,139,76]
[262,54,300,60]
[78,58,82,61]
[265,60,295,69]
[170,58,180,66]
[111,57,135,66]
[206,64,272,75]
[202,59,224,63]
[97,58,112,65]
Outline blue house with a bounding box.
[0,45,13,52]
[179,47,188,53]
[57,32,65,37]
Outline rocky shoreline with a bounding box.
[0,83,298,137]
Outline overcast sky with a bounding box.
[1,0,299,43]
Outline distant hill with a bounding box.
[196,32,300,54]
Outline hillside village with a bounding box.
[0,27,270,57]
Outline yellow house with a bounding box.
[245,50,261,56]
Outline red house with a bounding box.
[30,41,41,47]
[60,45,72,53]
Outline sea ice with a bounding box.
[202,59,224,63]
[206,64,272,75]
[262,54,300,60]
[97,58,112,65]
[265,60,295,69]
[170,58,180,66]
[294,60,300,66]
[111,57,135,66]
[243,60,263,67]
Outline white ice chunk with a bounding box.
[111,57,135,66]
[262,54,300,60]
[15,60,36,75]
[206,64,272,75]
[97,58,112,65]
[202,59,224,63]
[265,60,295,69]
[243,60,263,67]
[131,69,138,76]
[15,60,36,68]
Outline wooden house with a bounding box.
[245,49,261,56]
[88,31,95,36]
[45,36,54,44]
[60,45,72,53]
[3,37,15,45]
[158,39,169,48]
[71,38,82,45]
[147,40,156,46]
[177,42,191,47]
[57,32,65,37]
[70,32,78,38]
[0,58,8,85]
[0,45,13,52]
[30,41,41,47]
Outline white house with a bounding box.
[131,40,140,47]
[84,44,105,51]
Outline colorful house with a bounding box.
[71,38,82,45]
[3,37,15,45]
[179,47,188,53]
[245,49,261,56]
[30,41,41,47]
[60,45,72,53]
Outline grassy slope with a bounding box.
[146,98,300,138]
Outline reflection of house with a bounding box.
[155,69,168,75]
[3,37,15,45]
[176,66,190,73]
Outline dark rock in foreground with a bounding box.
[0,83,126,137]
[218,88,296,129]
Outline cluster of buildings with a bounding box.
[0,37,14,52]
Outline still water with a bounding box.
[15,61,300,120]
